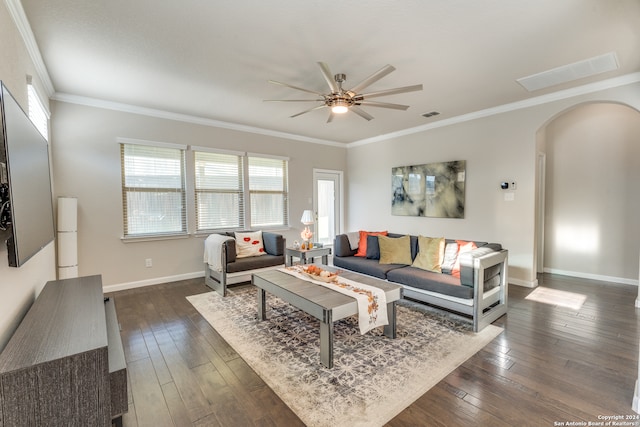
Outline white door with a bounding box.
[313,169,343,247]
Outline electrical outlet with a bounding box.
[145,258,152,268]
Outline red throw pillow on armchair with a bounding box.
[354,230,388,257]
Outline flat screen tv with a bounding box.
[0,81,55,267]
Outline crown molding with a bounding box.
[348,72,640,148]
[51,93,345,148]
[5,0,55,96]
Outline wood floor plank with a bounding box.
[153,329,214,422]
[161,381,194,427]
[127,357,174,427]
[111,274,639,427]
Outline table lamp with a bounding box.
[300,210,314,249]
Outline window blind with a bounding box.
[194,150,245,231]
[248,156,288,228]
[120,143,186,237]
[27,83,49,140]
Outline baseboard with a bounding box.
[509,277,538,288]
[543,267,639,286]
[634,380,640,414]
[103,271,205,293]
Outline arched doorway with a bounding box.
[535,102,640,283]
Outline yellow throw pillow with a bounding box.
[412,236,445,273]
[378,235,413,265]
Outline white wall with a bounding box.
[543,103,640,282]
[0,2,56,349]
[50,101,347,288]
[346,82,640,287]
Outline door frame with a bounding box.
[312,168,344,246]
[535,152,546,274]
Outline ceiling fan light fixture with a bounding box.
[330,98,350,114]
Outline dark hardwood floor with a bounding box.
[108,273,640,427]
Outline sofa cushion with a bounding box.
[387,267,474,299]
[379,235,413,265]
[226,254,284,273]
[224,238,237,263]
[365,234,381,259]
[235,231,266,258]
[441,241,458,274]
[355,230,387,257]
[412,236,445,273]
[334,234,357,257]
[451,240,478,278]
[262,231,284,256]
[332,255,404,280]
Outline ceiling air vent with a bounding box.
[516,52,619,92]
[422,111,440,118]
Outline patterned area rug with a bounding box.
[187,286,502,427]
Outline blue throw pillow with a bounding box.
[365,234,381,259]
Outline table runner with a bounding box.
[280,266,388,334]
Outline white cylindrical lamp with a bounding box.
[57,197,78,279]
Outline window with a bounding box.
[194,150,245,231]
[193,149,289,232]
[120,142,187,237]
[248,155,289,228]
[27,81,49,139]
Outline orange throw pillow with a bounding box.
[354,230,388,257]
[451,240,477,279]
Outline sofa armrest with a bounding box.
[263,232,285,256]
[222,239,236,264]
[459,247,504,287]
[334,234,357,257]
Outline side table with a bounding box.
[285,246,332,266]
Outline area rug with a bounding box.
[187,287,502,427]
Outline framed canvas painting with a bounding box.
[392,160,465,218]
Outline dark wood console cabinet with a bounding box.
[0,275,127,426]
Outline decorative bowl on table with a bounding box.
[301,265,338,283]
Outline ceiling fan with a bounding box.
[265,62,423,122]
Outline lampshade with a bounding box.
[300,210,314,225]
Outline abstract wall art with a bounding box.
[391,160,466,218]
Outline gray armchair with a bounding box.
[204,231,285,296]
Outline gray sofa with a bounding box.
[204,231,286,296]
[333,232,508,331]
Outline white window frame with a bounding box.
[119,138,188,240]
[119,142,290,240]
[193,147,246,233]
[191,148,290,233]
[27,79,49,140]
[246,153,289,230]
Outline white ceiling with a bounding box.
[19,0,640,144]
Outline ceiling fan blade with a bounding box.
[356,100,410,110]
[290,104,327,118]
[356,84,423,100]
[349,64,396,94]
[327,111,335,123]
[318,62,339,93]
[268,80,325,96]
[350,106,374,121]
[264,99,324,102]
